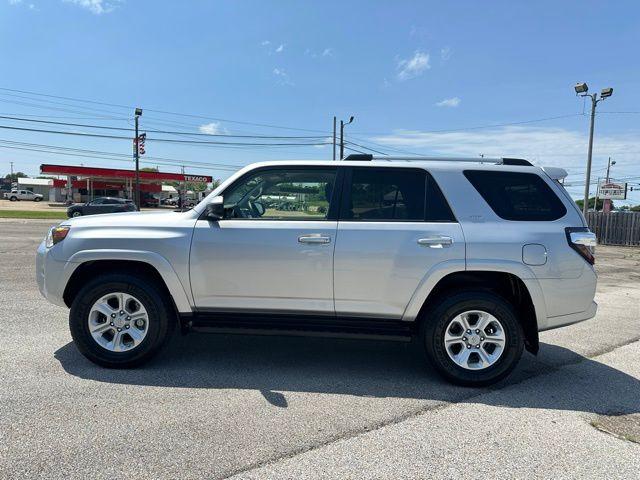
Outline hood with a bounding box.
[61,209,199,228]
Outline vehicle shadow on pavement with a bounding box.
[55,334,640,414]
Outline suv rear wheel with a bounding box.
[422,291,524,386]
[69,273,175,368]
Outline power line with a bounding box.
[0,124,332,146]
[0,139,248,169]
[0,114,330,139]
[343,140,389,156]
[350,114,586,137]
[0,87,330,134]
[0,140,244,172]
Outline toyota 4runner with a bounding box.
[36,156,597,386]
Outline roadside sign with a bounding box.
[598,180,627,200]
[133,133,146,155]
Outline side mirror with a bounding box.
[205,196,225,220]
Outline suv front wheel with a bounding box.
[422,291,524,386]
[69,273,175,368]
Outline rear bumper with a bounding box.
[539,301,598,332]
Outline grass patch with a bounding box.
[0,209,68,219]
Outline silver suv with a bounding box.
[36,157,597,386]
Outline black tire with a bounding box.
[71,211,82,217]
[34,197,42,202]
[9,196,17,201]
[421,290,524,387]
[69,273,175,368]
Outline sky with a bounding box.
[1,0,639,205]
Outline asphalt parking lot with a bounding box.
[1,219,639,479]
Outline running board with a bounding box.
[184,311,415,342]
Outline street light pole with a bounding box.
[574,83,613,217]
[133,108,142,209]
[339,115,354,160]
[583,94,597,217]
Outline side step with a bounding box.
[184,311,415,342]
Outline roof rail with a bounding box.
[343,154,373,161]
[342,154,532,166]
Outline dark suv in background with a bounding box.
[66,197,137,218]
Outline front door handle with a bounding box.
[298,234,331,244]
[417,236,453,248]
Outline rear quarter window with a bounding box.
[463,170,567,221]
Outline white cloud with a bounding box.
[440,46,452,61]
[397,51,430,81]
[261,40,271,46]
[275,44,284,53]
[63,0,121,14]
[273,67,294,86]
[8,0,37,11]
[372,126,640,175]
[436,97,461,108]
[314,136,334,149]
[322,48,333,57]
[198,122,226,135]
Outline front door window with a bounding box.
[222,168,337,220]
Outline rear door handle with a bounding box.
[298,234,331,244]
[417,236,453,248]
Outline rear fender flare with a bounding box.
[402,259,548,329]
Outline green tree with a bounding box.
[631,205,640,212]
[575,197,614,212]
[5,172,27,181]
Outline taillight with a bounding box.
[565,227,596,265]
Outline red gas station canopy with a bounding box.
[40,164,212,183]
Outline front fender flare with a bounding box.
[63,249,193,313]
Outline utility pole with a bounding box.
[574,83,613,217]
[180,165,185,212]
[133,107,143,209]
[9,161,13,182]
[339,116,354,160]
[332,116,337,160]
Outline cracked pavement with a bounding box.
[1,220,638,479]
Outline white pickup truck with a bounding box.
[4,189,44,201]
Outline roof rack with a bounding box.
[342,154,532,166]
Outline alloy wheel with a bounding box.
[443,310,506,370]
[87,292,149,352]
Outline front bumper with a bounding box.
[36,240,69,309]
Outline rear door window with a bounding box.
[340,167,457,222]
[341,167,426,221]
[464,170,567,221]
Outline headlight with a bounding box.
[45,226,70,248]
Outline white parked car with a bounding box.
[5,189,43,201]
